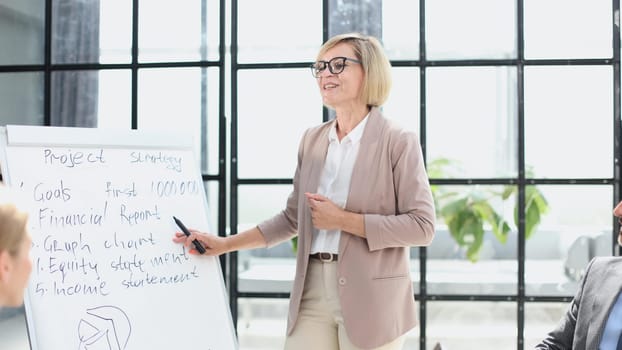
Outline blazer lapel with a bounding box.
[339,107,383,256]
[302,123,331,256]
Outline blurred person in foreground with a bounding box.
[173,32,435,350]
[536,201,622,349]
[0,184,32,308]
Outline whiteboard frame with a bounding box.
[0,125,238,350]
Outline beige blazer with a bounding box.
[258,107,436,349]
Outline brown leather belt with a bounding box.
[310,252,338,262]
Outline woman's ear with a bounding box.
[0,250,12,284]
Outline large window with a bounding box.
[0,0,226,345]
[0,1,619,349]
[232,1,620,350]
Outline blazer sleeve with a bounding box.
[365,129,436,251]
[535,258,596,349]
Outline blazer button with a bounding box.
[338,277,346,285]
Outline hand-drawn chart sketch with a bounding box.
[77,305,131,349]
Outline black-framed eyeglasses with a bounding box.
[310,56,362,77]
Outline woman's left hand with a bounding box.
[305,192,343,230]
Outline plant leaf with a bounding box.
[525,203,541,239]
[472,200,510,244]
[441,197,469,218]
[465,221,484,262]
[530,187,549,214]
[524,186,548,239]
[489,211,511,244]
[426,158,453,178]
[501,185,515,200]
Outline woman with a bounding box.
[174,33,435,350]
[0,184,32,307]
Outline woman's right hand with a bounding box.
[172,229,229,256]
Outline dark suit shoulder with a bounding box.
[580,256,622,285]
[589,256,622,270]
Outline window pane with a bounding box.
[427,301,516,349]
[0,1,44,65]
[237,0,321,63]
[139,0,220,62]
[524,0,612,59]
[51,70,99,127]
[525,66,613,178]
[139,67,220,175]
[97,69,132,129]
[429,185,518,295]
[328,0,382,38]
[524,302,568,348]
[426,0,516,60]
[238,69,320,178]
[53,1,134,64]
[138,67,208,168]
[204,67,220,175]
[237,298,288,349]
[0,72,43,125]
[526,185,613,297]
[382,0,419,60]
[52,1,100,64]
[99,0,132,63]
[239,185,293,227]
[203,180,219,233]
[237,185,295,293]
[410,251,420,294]
[383,67,419,134]
[326,0,421,64]
[427,67,518,178]
[51,70,132,128]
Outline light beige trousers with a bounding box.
[284,259,406,350]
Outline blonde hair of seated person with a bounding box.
[0,184,32,307]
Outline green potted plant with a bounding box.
[428,158,549,262]
[290,158,549,260]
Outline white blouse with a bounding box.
[309,114,369,255]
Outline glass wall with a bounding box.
[232,1,620,350]
[0,1,619,349]
[0,0,226,346]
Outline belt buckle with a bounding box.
[319,252,334,262]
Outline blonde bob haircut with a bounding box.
[316,32,392,108]
[0,184,28,257]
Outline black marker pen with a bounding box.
[173,216,206,255]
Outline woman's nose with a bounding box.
[318,67,334,78]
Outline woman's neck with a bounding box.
[335,105,370,138]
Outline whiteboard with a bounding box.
[0,125,237,350]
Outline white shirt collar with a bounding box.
[328,112,370,144]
